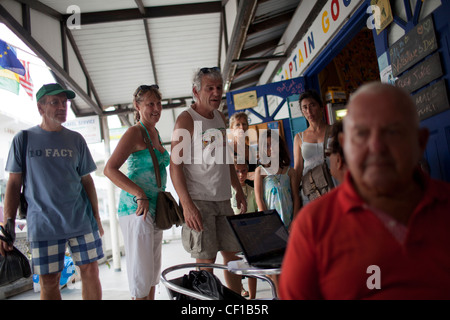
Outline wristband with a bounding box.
[133,196,150,203]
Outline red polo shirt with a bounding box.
[279,172,450,299]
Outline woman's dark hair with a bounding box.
[299,89,323,107]
[326,121,344,160]
[265,129,291,168]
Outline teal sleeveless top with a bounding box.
[118,122,170,217]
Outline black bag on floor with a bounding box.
[0,225,32,286]
[172,270,246,301]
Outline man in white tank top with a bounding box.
[170,67,247,294]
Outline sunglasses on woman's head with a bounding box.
[134,84,159,96]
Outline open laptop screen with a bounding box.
[227,210,289,263]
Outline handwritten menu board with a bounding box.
[389,15,449,120]
[389,15,437,77]
[413,79,449,121]
[395,52,443,93]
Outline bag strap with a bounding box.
[138,122,162,189]
[21,130,28,186]
[322,125,335,189]
[322,125,329,161]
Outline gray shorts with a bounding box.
[182,200,242,259]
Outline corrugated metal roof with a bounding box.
[72,19,156,107]
[40,0,222,118]
[147,12,221,99]
[1,0,303,143]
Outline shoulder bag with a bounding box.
[301,126,335,201]
[139,124,184,230]
[18,130,28,219]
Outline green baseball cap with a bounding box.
[36,83,76,102]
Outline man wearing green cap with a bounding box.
[1,83,104,300]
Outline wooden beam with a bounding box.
[232,55,286,65]
[229,74,261,91]
[62,2,222,25]
[222,0,258,92]
[247,10,295,35]
[240,38,281,59]
[135,0,159,85]
[14,0,62,20]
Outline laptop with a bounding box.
[227,210,289,269]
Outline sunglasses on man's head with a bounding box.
[199,67,220,74]
[134,84,159,96]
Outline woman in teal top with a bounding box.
[117,125,170,218]
[104,85,169,300]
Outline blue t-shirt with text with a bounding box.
[5,126,97,241]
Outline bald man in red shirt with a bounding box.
[279,83,450,299]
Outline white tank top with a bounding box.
[183,106,231,201]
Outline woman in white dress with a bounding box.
[293,90,332,207]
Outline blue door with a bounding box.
[371,0,450,181]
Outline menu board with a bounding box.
[413,79,449,121]
[389,15,438,77]
[395,52,443,93]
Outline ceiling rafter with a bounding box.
[240,38,281,58]
[222,0,258,91]
[61,2,222,25]
[247,10,296,35]
[14,0,62,20]
[134,0,158,85]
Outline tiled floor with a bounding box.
[7,238,275,300]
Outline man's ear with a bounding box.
[37,102,44,116]
[192,86,199,101]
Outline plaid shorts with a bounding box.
[30,231,104,275]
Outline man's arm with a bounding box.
[81,174,104,237]
[0,173,22,255]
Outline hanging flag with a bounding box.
[0,66,20,95]
[19,59,33,99]
[0,39,26,76]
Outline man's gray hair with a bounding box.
[192,68,223,102]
